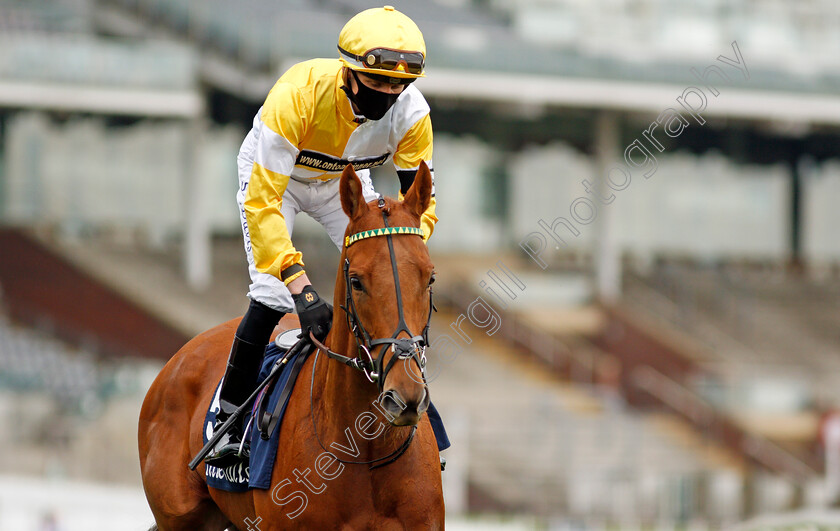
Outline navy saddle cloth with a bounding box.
[203,329,450,493]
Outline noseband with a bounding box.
[310,198,434,393]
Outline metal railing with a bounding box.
[632,365,819,482]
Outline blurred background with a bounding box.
[1,0,840,529]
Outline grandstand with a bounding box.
[2,0,840,528]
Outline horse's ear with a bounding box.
[402,161,432,218]
[340,164,365,220]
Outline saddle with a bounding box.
[254,329,313,439]
[202,329,313,492]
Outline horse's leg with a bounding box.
[149,499,230,531]
[141,318,299,531]
[142,454,231,531]
[140,339,234,531]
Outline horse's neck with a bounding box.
[318,316,377,414]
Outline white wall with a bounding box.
[426,134,504,253]
[7,117,835,264]
[2,113,241,239]
[510,144,791,261]
[0,475,154,531]
[803,160,840,263]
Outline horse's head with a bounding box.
[337,162,435,426]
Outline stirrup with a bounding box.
[205,409,250,466]
[205,435,250,466]
[440,456,446,472]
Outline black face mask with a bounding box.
[341,70,400,121]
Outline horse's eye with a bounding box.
[349,277,364,291]
[428,273,436,287]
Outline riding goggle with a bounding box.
[338,46,425,76]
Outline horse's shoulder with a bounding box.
[163,312,300,379]
[147,319,238,403]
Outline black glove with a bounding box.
[292,285,333,342]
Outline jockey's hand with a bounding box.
[292,285,333,342]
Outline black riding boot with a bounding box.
[205,336,264,465]
[205,300,284,466]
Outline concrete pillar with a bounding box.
[441,409,469,515]
[593,111,621,303]
[183,118,211,290]
[823,413,840,504]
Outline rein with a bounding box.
[309,348,417,470]
[307,198,433,469]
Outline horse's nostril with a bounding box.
[380,390,407,416]
[417,387,430,414]
[380,387,430,423]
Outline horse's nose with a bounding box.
[380,388,430,426]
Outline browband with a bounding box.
[345,226,424,248]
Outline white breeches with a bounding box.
[236,166,377,313]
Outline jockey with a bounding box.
[207,5,437,466]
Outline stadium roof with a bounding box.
[5,0,840,124]
[100,0,840,125]
[0,35,202,117]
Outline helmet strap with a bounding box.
[340,69,364,117]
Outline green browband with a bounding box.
[345,226,424,248]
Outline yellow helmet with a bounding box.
[338,5,426,81]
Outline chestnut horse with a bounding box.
[139,163,444,530]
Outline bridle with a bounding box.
[310,198,434,392]
[307,197,435,469]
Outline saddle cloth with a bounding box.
[202,329,451,493]
[203,329,307,492]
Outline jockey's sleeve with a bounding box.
[394,113,437,241]
[244,81,307,282]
